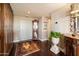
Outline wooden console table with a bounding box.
[64,34,79,56]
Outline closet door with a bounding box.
[0,3,13,56]
[3,4,13,55]
[0,4,4,56]
[0,3,2,55]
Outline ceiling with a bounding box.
[10,3,70,17]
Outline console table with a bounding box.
[64,34,79,56]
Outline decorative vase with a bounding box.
[50,37,60,54]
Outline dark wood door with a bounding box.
[0,3,4,55]
[3,4,13,55]
[0,3,1,55]
[0,3,13,56]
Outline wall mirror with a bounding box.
[32,20,39,40]
[70,4,79,34]
[76,16,79,33]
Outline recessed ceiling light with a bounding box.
[27,11,31,14]
[25,10,31,17]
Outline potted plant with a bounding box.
[49,31,61,54]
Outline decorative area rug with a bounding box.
[15,41,40,56]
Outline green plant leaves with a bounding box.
[49,32,61,39]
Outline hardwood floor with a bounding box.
[9,40,65,56]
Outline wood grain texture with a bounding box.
[76,45,79,56]
[0,3,13,56]
[64,35,79,56]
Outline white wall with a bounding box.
[38,17,51,41]
[52,16,70,34]
[51,5,71,34]
[14,16,33,42]
[39,17,48,41]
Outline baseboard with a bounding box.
[39,38,48,42]
[13,39,32,43]
[13,40,21,43]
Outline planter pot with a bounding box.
[52,37,60,45]
[50,37,60,54]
